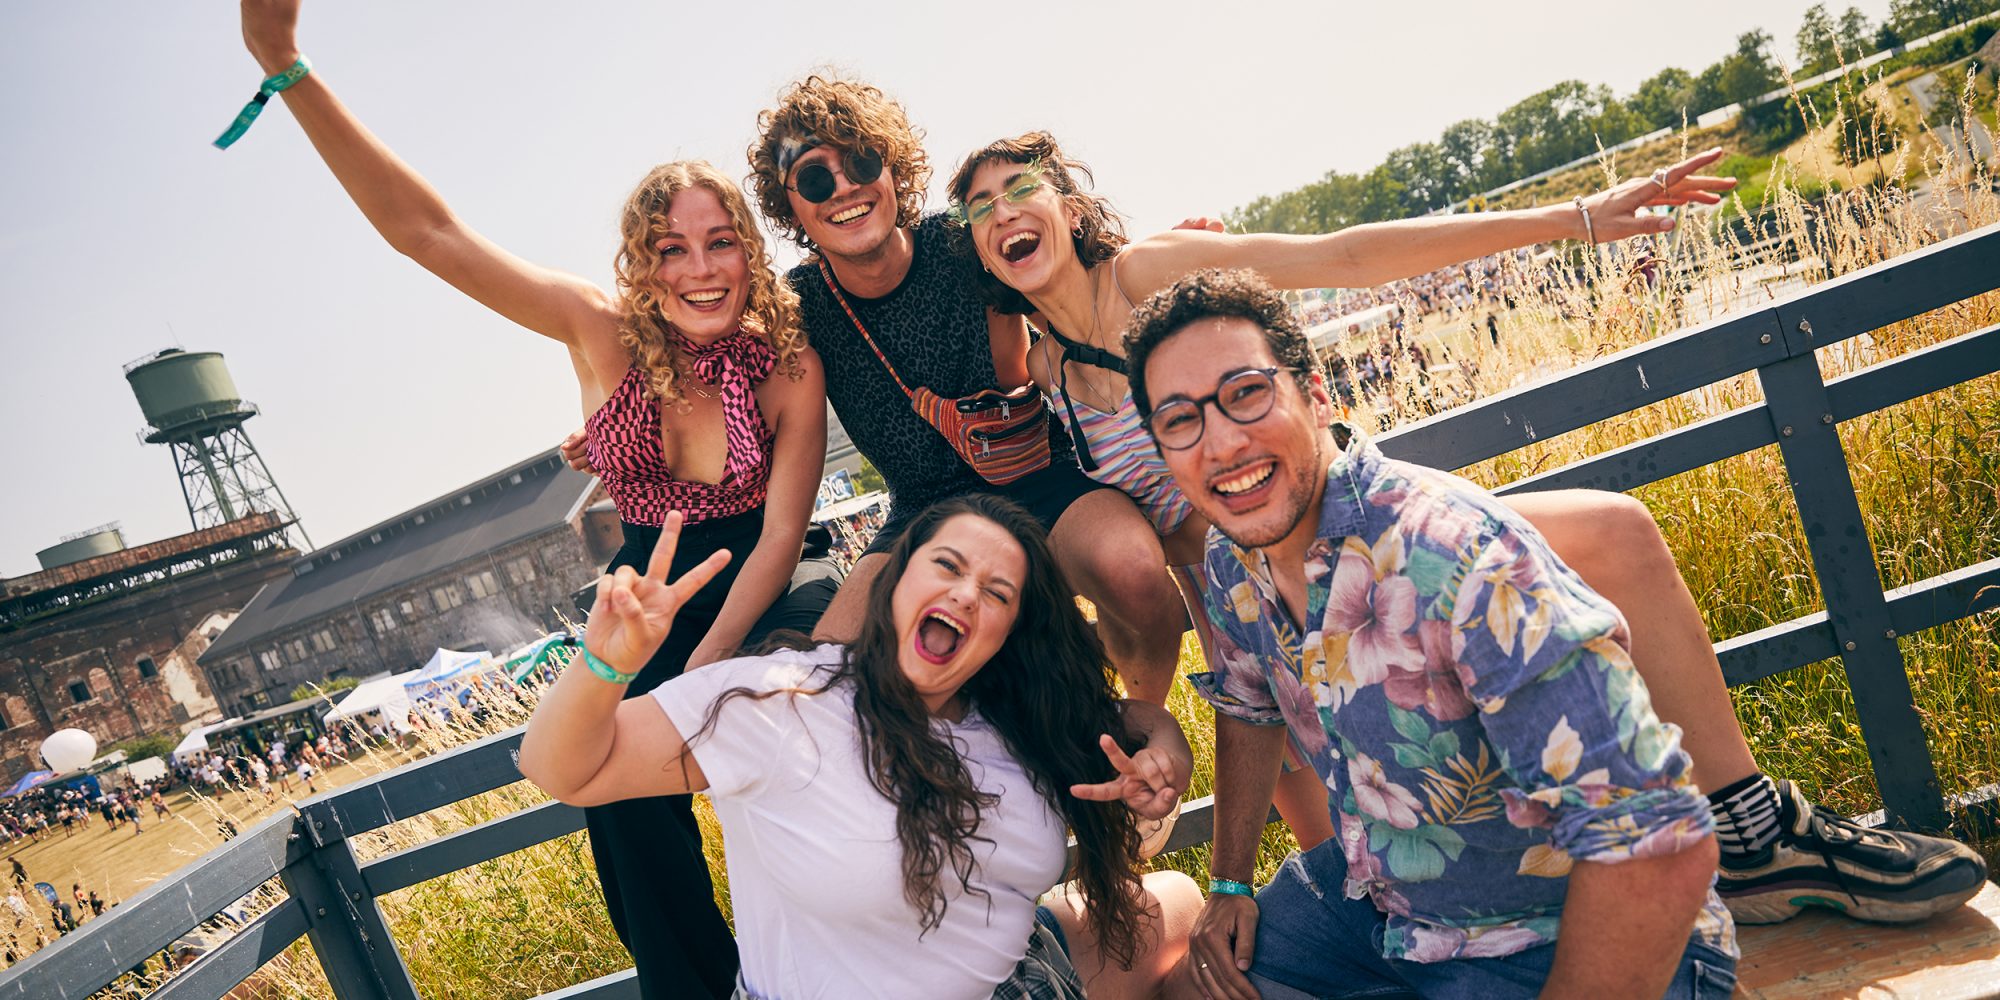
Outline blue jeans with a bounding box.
[1248,839,1738,1000]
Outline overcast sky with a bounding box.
[0,1,1891,577]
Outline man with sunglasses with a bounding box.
[1126,268,1739,999]
[747,76,1189,702]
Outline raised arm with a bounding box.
[684,351,828,667]
[518,512,732,806]
[239,0,615,350]
[1117,149,1737,297]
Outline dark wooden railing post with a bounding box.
[1756,309,1948,831]
[283,805,423,1000]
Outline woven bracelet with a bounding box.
[214,56,312,150]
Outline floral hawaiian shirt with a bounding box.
[1191,432,1736,963]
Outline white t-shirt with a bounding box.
[652,644,1067,1000]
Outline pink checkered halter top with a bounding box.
[585,331,777,526]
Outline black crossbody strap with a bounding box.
[1042,323,1129,376]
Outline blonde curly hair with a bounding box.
[749,75,929,249]
[613,160,805,407]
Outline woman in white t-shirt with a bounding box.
[522,495,1203,999]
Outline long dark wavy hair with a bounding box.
[684,495,1148,966]
[945,131,1130,316]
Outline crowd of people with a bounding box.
[180,2,1994,997]
[1299,248,1531,333]
[3,840,122,965]
[177,729,352,803]
[0,779,176,846]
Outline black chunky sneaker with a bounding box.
[1716,779,1989,925]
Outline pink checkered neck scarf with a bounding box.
[586,329,778,526]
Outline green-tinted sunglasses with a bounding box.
[954,160,1046,226]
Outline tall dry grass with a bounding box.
[117,95,1999,998]
[1307,89,2000,832]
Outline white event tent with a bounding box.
[171,717,245,762]
[402,648,493,703]
[324,672,419,734]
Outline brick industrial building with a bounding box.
[0,513,299,777]
[198,449,609,717]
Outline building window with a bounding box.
[68,681,91,704]
[504,557,537,586]
[370,607,398,634]
[136,655,159,679]
[431,585,464,610]
[311,629,338,653]
[259,650,284,672]
[285,639,308,661]
[467,570,500,600]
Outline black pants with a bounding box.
[584,508,839,999]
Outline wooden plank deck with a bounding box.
[1735,882,2000,999]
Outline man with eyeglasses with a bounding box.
[1125,267,1740,999]
[746,76,1189,703]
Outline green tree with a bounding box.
[1354,165,1408,224]
[1888,0,1941,39]
[1720,30,1783,105]
[1798,3,1840,72]
[1837,6,1876,58]
[111,734,178,762]
[1627,67,1700,130]
[852,455,886,495]
[1692,61,1730,116]
[292,675,360,701]
[1382,142,1456,213]
[1438,118,1502,194]
[1493,80,1640,178]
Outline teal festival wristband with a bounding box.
[1207,878,1255,898]
[581,648,639,685]
[214,56,312,150]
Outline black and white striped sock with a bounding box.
[1709,773,1783,858]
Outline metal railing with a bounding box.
[8,221,1998,1000]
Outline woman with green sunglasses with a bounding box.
[945,130,1755,858]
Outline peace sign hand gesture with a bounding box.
[1070,734,1186,820]
[584,511,732,679]
[1583,147,1740,243]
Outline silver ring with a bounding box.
[1652,168,1670,192]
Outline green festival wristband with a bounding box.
[214,56,312,150]
[1207,878,1255,898]
[518,630,638,685]
[580,648,639,685]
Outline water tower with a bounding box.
[124,349,311,546]
[35,523,126,570]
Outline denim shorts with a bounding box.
[1247,839,1739,1000]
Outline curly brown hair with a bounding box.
[1124,268,1314,420]
[749,75,929,250]
[679,495,1150,967]
[612,160,804,407]
[945,131,1130,316]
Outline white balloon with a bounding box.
[40,728,97,773]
